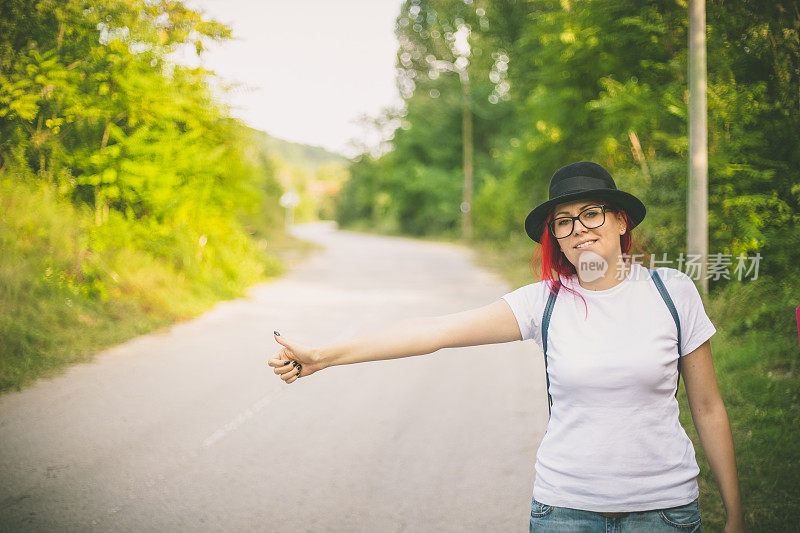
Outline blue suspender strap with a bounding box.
[541,281,560,417]
[648,269,684,397]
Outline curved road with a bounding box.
[0,222,548,532]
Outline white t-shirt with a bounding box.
[501,263,716,512]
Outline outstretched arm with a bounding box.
[268,299,522,383]
[317,298,523,368]
[681,340,745,532]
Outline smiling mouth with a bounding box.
[575,239,598,249]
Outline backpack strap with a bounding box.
[540,271,684,415]
[541,280,561,417]
[648,268,684,397]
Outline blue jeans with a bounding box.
[529,497,702,532]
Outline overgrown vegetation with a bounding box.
[0,0,329,391]
[338,0,800,332]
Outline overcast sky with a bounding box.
[182,0,404,157]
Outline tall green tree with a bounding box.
[0,0,283,293]
[339,0,799,334]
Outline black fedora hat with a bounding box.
[524,161,646,243]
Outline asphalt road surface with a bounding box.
[0,222,549,532]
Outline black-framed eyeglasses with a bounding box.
[548,204,615,239]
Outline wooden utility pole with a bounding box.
[688,0,709,294]
[430,22,474,242]
[461,73,473,242]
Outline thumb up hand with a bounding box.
[268,331,323,384]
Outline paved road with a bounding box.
[0,222,548,532]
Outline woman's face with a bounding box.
[550,197,627,269]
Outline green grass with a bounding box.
[679,329,799,532]
[0,177,320,394]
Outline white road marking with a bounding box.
[199,315,367,450]
[201,388,284,448]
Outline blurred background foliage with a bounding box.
[0,0,344,391]
[337,0,799,350]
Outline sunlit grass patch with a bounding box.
[0,176,306,393]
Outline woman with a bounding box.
[268,161,745,532]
